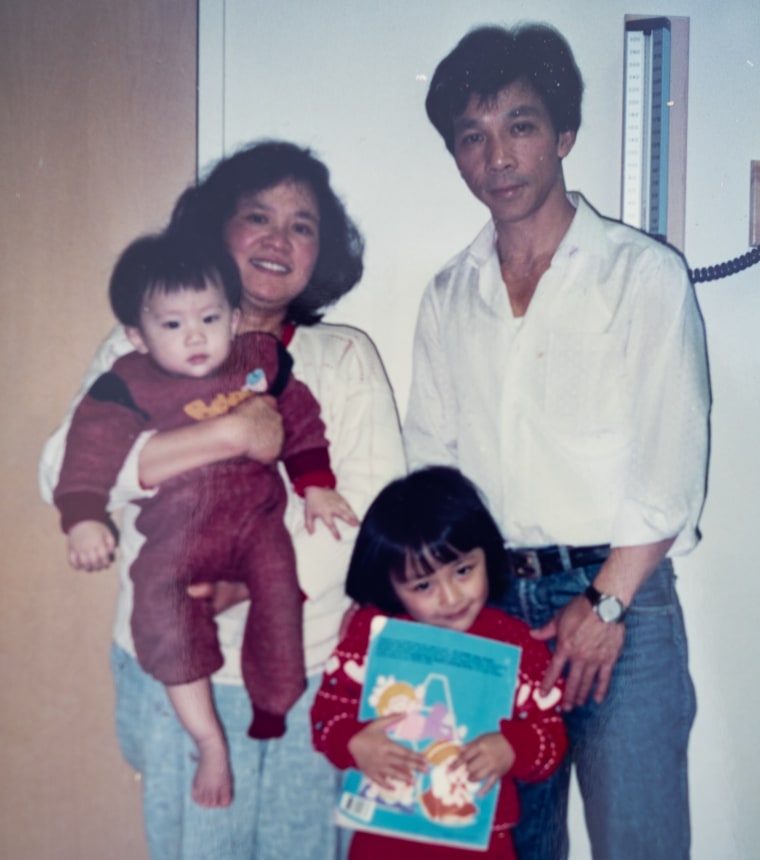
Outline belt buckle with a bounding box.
[511,548,542,579]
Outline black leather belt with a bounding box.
[506,544,611,579]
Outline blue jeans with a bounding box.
[497,560,696,860]
[111,645,342,860]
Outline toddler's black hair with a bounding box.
[109,230,241,328]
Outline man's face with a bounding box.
[452,80,575,229]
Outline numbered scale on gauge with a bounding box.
[622,17,671,242]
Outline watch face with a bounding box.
[597,595,624,623]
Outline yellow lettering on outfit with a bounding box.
[183,389,252,421]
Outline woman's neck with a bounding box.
[238,309,286,338]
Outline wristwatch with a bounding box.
[584,584,627,623]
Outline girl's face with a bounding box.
[223,179,320,332]
[392,547,489,632]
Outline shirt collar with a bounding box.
[466,191,605,268]
[556,192,610,262]
[468,220,497,264]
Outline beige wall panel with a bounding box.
[0,1,197,857]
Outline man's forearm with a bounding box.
[591,537,676,607]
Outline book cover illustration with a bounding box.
[336,616,521,851]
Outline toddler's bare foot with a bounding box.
[191,735,233,808]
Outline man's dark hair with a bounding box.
[109,231,241,328]
[426,23,584,154]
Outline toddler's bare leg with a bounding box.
[166,678,233,807]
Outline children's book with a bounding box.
[335,616,521,851]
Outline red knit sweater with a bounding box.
[311,605,567,838]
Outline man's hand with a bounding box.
[67,520,116,572]
[348,715,428,789]
[531,594,625,710]
[231,394,284,464]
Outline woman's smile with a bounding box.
[223,180,320,329]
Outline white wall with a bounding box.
[199,2,760,857]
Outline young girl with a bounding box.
[311,466,567,859]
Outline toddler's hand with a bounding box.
[66,520,116,572]
[304,487,359,539]
[451,731,516,795]
[348,715,428,789]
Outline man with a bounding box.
[404,24,710,860]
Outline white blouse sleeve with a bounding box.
[286,325,406,603]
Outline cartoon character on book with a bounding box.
[420,740,480,825]
[372,675,460,746]
[358,673,467,812]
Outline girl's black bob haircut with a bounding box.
[109,230,242,328]
[169,140,364,326]
[346,466,508,615]
[426,23,584,154]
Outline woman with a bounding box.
[39,141,405,859]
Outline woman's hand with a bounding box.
[138,395,284,487]
[450,732,516,795]
[187,581,250,615]
[66,520,116,572]
[348,716,428,789]
[230,394,283,464]
[303,487,359,539]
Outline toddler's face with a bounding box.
[127,281,240,378]
[392,547,488,632]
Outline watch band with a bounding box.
[584,584,627,623]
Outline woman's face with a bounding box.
[223,179,320,329]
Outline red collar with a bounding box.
[281,322,296,346]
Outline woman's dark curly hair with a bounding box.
[170,140,364,326]
[426,23,584,154]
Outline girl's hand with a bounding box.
[451,732,516,795]
[348,715,428,789]
[67,520,116,572]
[304,487,359,539]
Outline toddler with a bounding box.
[55,231,357,807]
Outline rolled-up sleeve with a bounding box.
[612,252,710,554]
